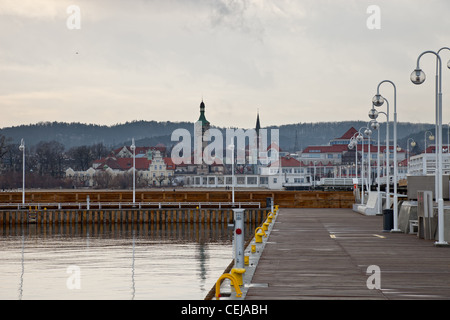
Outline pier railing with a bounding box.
[0,201,261,211]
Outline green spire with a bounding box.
[198,100,209,126]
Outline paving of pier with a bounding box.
[244,208,450,300]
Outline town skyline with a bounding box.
[1,1,450,129]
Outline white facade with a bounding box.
[184,174,271,188]
[408,153,450,176]
[148,150,174,186]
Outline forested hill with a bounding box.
[0,120,437,152]
[0,121,192,149]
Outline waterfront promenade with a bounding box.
[245,208,450,300]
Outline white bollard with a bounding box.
[233,208,245,269]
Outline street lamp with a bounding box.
[348,137,356,176]
[424,131,434,154]
[372,107,391,212]
[19,139,25,205]
[407,138,416,174]
[373,80,400,232]
[369,120,382,214]
[368,108,379,120]
[350,128,370,204]
[228,143,235,204]
[364,127,373,188]
[130,138,136,204]
[313,161,317,188]
[411,49,449,246]
[424,131,436,194]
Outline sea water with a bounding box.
[0,223,247,300]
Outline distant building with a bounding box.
[196,100,214,175]
[112,144,167,159]
[296,127,406,180]
[66,146,175,187]
[409,145,450,176]
[148,150,175,186]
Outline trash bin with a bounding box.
[383,209,393,231]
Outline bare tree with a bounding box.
[68,145,93,171]
[0,135,11,171]
[156,174,166,187]
[34,141,65,177]
[112,172,132,189]
[93,171,113,189]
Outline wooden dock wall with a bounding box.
[0,208,268,225]
[0,190,354,208]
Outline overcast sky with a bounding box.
[1,0,450,129]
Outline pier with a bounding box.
[0,189,353,225]
[0,207,268,225]
[0,190,354,209]
[242,208,450,300]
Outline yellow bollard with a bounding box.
[244,255,249,265]
[251,244,256,253]
[266,213,273,223]
[215,273,242,299]
[262,222,269,231]
[255,227,266,243]
[231,268,246,286]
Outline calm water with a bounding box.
[0,223,251,300]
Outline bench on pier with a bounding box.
[353,192,379,216]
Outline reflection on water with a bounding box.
[0,223,255,300]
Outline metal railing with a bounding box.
[0,201,262,211]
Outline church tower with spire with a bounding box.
[195,99,211,174]
[253,110,262,174]
[197,100,210,150]
[256,110,261,149]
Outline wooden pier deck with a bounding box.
[245,208,450,300]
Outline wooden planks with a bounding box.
[245,208,450,300]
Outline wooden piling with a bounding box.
[0,208,267,226]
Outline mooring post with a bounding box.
[233,208,245,269]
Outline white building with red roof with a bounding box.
[296,126,406,182]
[66,147,175,187]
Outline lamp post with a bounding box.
[359,127,372,200]
[364,127,373,189]
[19,139,25,205]
[369,119,381,214]
[371,101,390,211]
[437,47,450,155]
[348,133,362,202]
[228,143,235,204]
[424,131,436,192]
[357,132,365,202]
[411,49,449,246]
[407,138,416,174]
[424,131,434,154]
[348,135,357,180]
[313,161,317,188]
[373,80,400,232]
[349,128,370,204]
[130,138,136,204]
